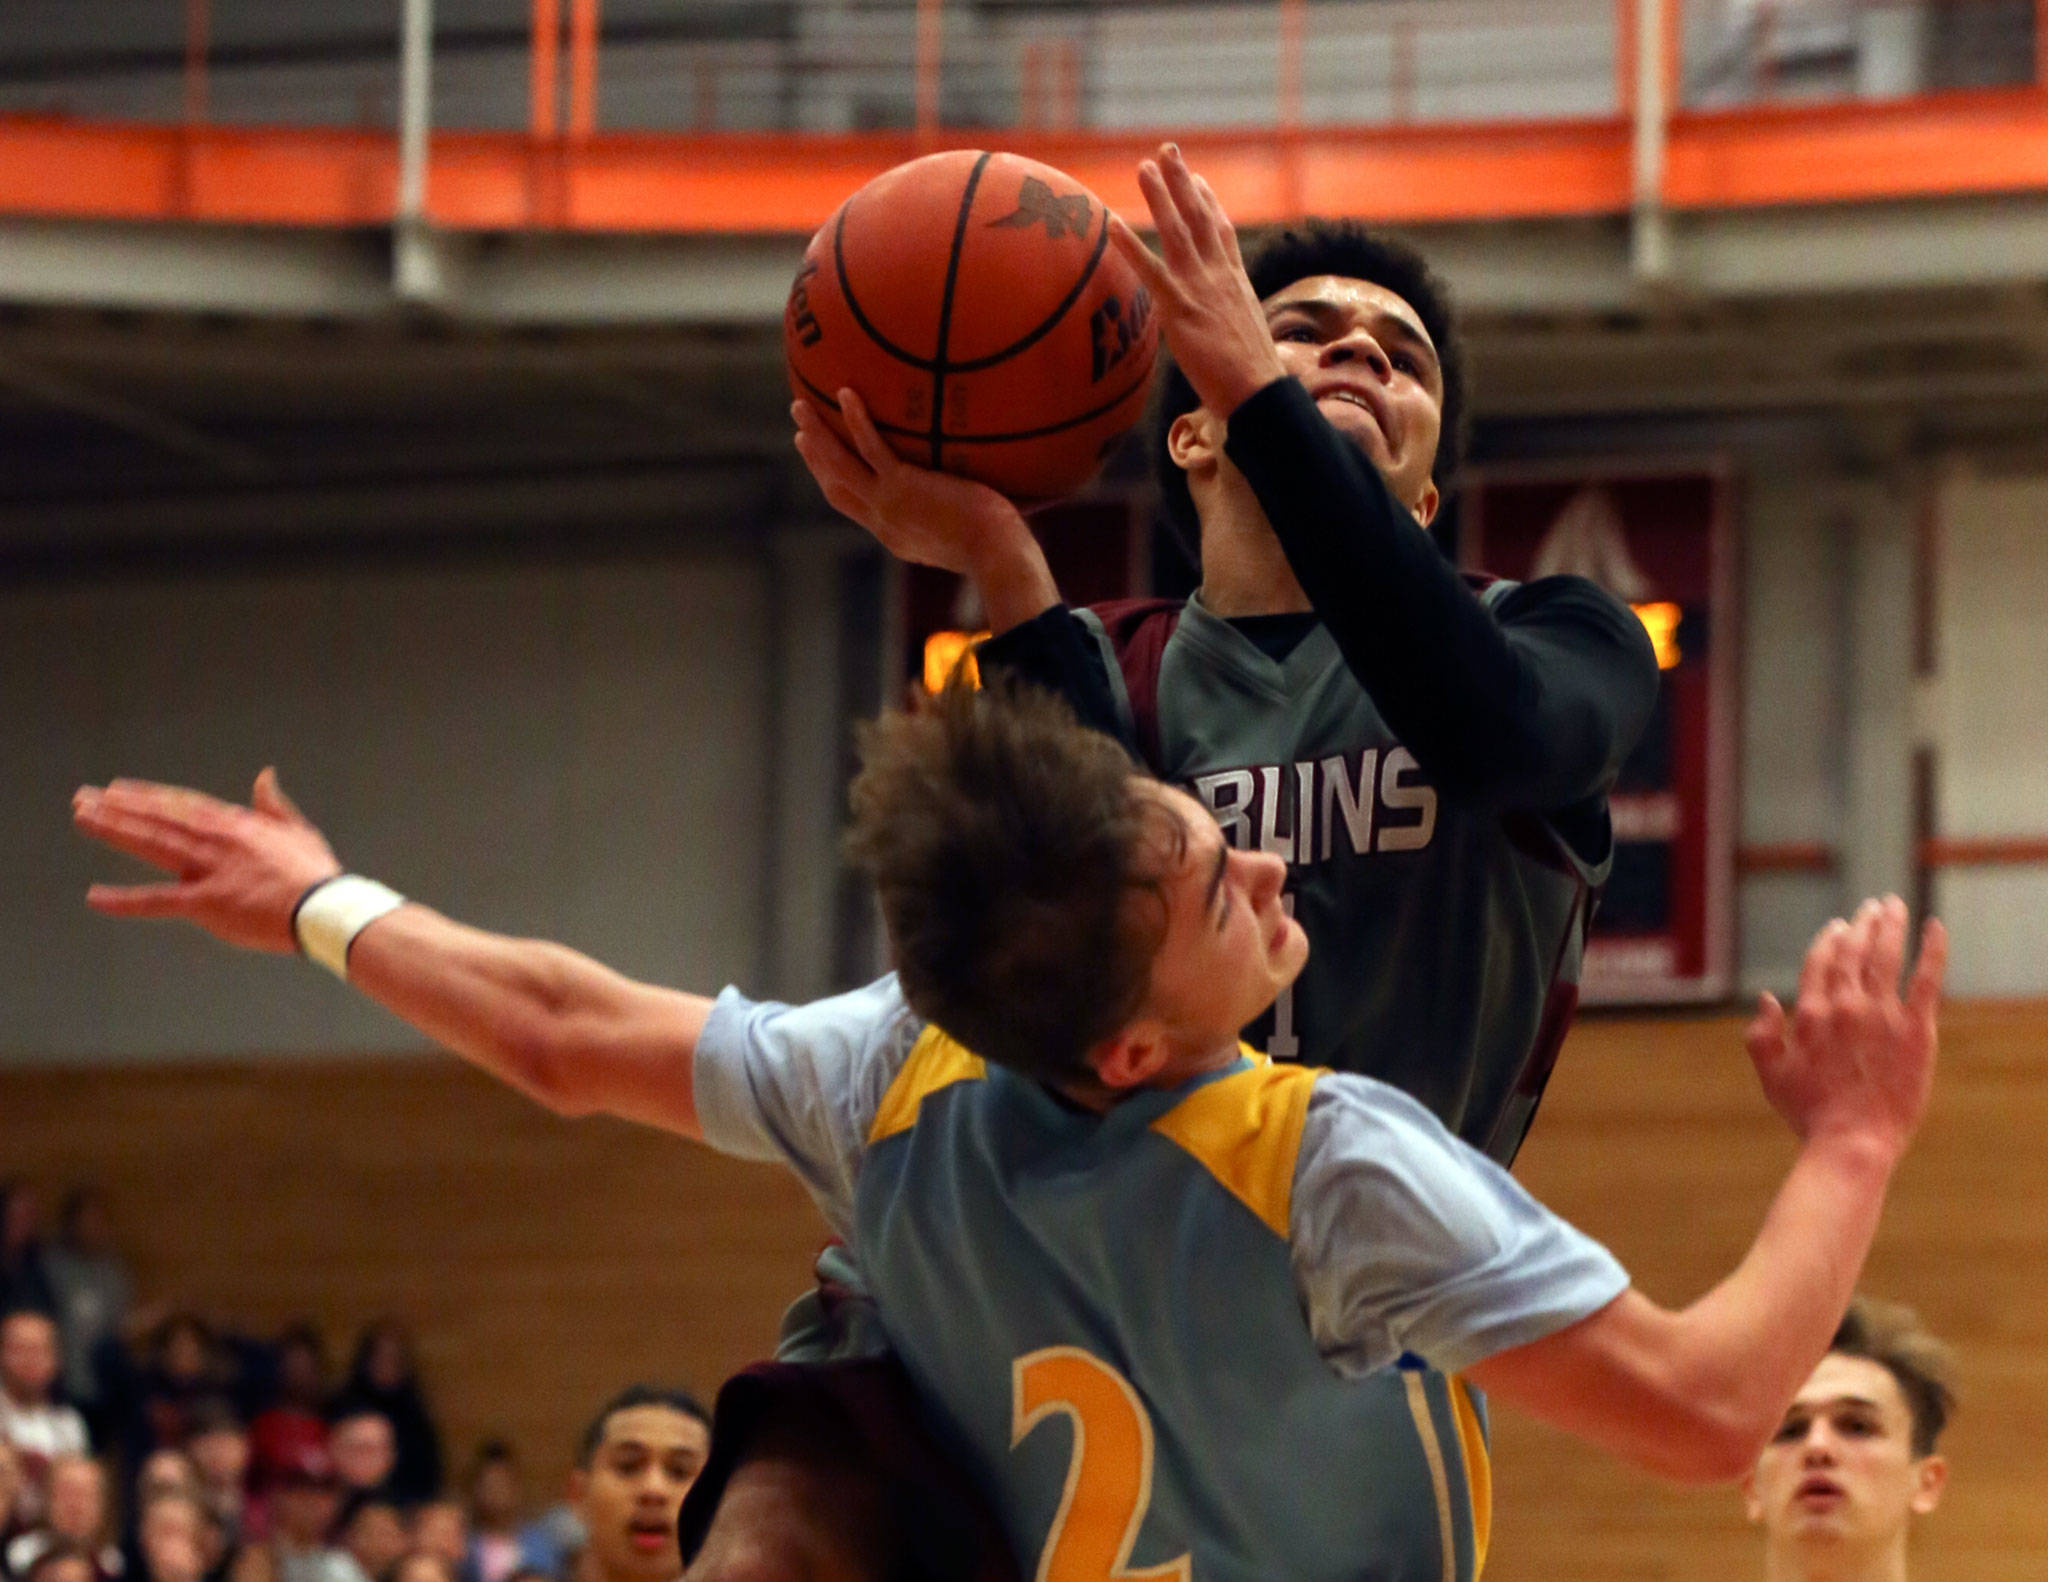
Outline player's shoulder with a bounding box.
[1147,1056,1323,1239]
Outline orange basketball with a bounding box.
[785,150,1158,503]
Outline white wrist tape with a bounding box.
[294,875,407,980]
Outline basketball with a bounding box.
[785,149,1159,502]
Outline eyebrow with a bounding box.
[1265,297,1440,371]
[1786,1396,1886,1417]
[1202,839,1229,923]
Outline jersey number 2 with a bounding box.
[1011,1348,1191,1582]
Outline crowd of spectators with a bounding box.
[0,1181,709,1582]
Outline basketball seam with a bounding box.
[823,156,1113,375]
[942,208,1112,375]
[927,152,993,469]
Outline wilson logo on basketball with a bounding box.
[1089,288,1152,383]
[986,176,1093,241]
[787,260,824,348]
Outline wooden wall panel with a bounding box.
[2,1004,2042,1570]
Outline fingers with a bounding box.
[1108,213,1169,297]
[72,795,211,876]
[1745,991,1786,1065]
[791,399,877,519]
[1193,172,1244,268]
[1154,144,1219,256]
[85,881,202,919]
[836,389,900,477]
[1865,893,1907,998]
[252,767,305,826]
[1797,916,1848,1011]
[1905,917,1949,1025]
[1134,157,1196,266]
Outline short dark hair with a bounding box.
[576,1385,711,1466]
[845,679,1175,1085]
[1149,218,1467,554]
[1831,1297,1956,1458]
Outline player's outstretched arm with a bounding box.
[1466,897,1945,1482]
[72,771,711,1139]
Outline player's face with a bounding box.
[1263,274,1444,525]
[1129,782,1309,1065]
[568,1405,710,1582]
[1743,1355,1945,1555]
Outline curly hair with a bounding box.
[1149,219,1466,555]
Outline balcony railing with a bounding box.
[0,0,2038,136]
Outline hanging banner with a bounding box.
[1464,465,1737,1005]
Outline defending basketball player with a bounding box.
[73,682,1945,1581]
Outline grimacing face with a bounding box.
[568,1405,710,1582]
[1743,1354,1947,1554]
[1104,781,1308,1082]
[1172,273,1446,528]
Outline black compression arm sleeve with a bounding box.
[1224,377,1659,809]
[976,605,1131,747]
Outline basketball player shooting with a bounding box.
[797,144,1661,1169]
[73,684,1944,1582]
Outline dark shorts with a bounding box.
[676,1356,1019,1582]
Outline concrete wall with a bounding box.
[1934,463,2048,997]
[2,545,784,1061]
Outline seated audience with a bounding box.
[133,1494,211,1582]
[182,1403,248,1552]
[330,1330,439,1506]
[38,1197,130,1426]
[460,1447,551,1582]
[565,1389,706,1582]
[5,1455,120,1581]
[20,1541,94,1582]
[114,1320,236,1468]
[264,1451,349,1582]
[323,1418,392,1508]
[332,1497,404,1582]
[401,1506,464,1582]
[0,1190,54,1323]
[246,1329,330,1545]
[0,1313,91,1523]
[1744,1296,1955,1582]
[384,1554,458,1582]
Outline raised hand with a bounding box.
[1107,143,1289,421]
[72,768,343,953]
[1745,896,1947,1159]
[791,391,1059,632]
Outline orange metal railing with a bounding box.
[1,0,2046,233]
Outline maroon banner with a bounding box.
[1465,465,1737,1004]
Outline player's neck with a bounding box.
[1194,471,1311,619]
[1764,1531,1910,1582]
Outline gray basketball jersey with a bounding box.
[1079,587,1607,1165]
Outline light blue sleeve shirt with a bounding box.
[691,974,922,1239]
[1290,1074,1630,1378]
[694,980,1628,1379]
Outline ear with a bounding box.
[1909,1454,1947,1516]
[1739,1467,1764,1525]
[565,1468,588,1519]
[1087,1022,1173,1092]
[1412,479,1441,528]
[1167,409,1223,478]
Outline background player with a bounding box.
[1742,1297,1954,1582]
[71,681,1944,1580]
[569,1387,711,1582]
[795,142,1660,1167]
